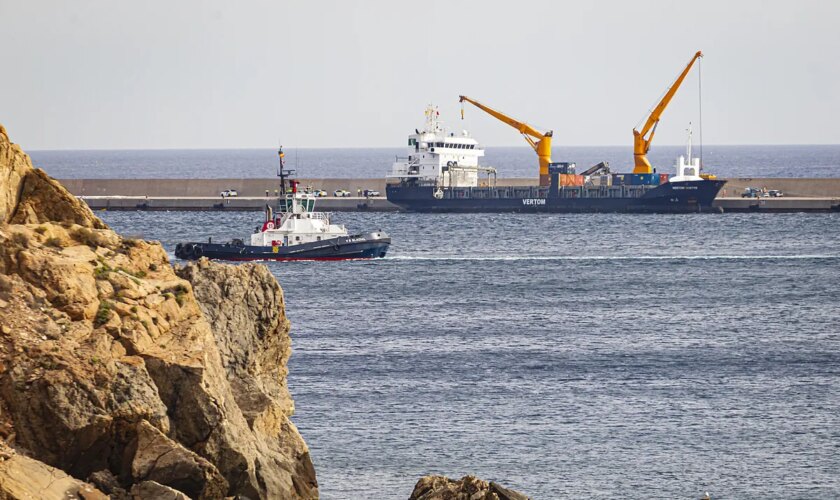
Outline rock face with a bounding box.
[175,260,316,496]
[408,475,531,500]
[0,124,317,498]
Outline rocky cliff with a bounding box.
[0,124,317,499]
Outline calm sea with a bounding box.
[29,145,840,179]
[98,209,840,499]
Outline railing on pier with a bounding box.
[439,185,656,200]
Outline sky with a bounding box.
[1,0,839,150]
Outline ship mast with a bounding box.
[276,145,299,213]
[277,146,296,193]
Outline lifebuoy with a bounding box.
[265,221,275,230]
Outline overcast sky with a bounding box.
[2,0,839,150]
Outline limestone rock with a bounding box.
[175,258,318,499]
[88,469,130,498]
[408,475,531,500]
[127,420,227,499]
[0,125,30,224]
[176,258,293,423]
[130,480,191,500]
[0,444,108,500]
[0,122,318,499]
[0,124,104,228]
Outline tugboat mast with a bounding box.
[277,146,296,194]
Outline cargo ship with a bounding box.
[387,51,725,213]
[386,105,723,213]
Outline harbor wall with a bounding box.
[60,177,840,212]
[59,178,388,197]
[80,196,401,212]
[718,177,840,198]
[59,177,840,198]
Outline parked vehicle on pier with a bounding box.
[334,189,351,197]
[220,189,238,197]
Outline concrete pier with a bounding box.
[80,195,399,212]
[62,177,840,213]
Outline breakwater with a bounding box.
[61,177,840,212]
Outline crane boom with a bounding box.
[459,95,554,186]
[633,50,703,174]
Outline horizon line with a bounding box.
[27,143,840,153]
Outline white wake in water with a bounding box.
[386,254,840,262]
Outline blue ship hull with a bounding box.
[387,179,726,213]
[175,233,390,261]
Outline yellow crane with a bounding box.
[633,51,703,174]
[459,95,554,186]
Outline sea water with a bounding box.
[99,210,840,499]
[30,145,840,179]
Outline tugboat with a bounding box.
[175,149,390,261]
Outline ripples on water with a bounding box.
[100,211,840,499]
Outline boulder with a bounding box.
[0,443,108,500]
[126,420,227,499]
[0,124,104,228]
[130,480,191,500]
[409,475,531,500]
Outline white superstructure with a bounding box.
[388,105,496,188]
[250,189,348,247]
[670,123,704,182]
